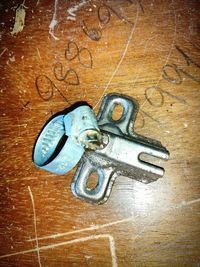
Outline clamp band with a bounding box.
[33,106,99,174]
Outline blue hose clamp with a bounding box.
[33,106,100,174]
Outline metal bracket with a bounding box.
[71,93,169,204]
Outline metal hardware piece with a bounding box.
[72,93,169,204]
[33,106,100,174]
[33,93,169,204]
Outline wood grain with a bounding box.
[0,0,200,266]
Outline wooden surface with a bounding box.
[0,0,200,266]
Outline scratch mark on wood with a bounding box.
[131,33,158,92]
[107,234,118,267]
[36,48,41,60]
[49,0,59,40]
[176,198,200,208]
[28,186,42,267]
[0,48,8,58]
[22,101,30,109]
[0,234,118,267]
[28,216,136,242]
[93,2,140,110]
[27,196,200,244]
[0,196,199,261]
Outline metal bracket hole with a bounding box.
[86,171,99,191]
[111,103,124,121]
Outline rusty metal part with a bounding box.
[72,93,169,204]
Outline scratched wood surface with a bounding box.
[0,0,200,266]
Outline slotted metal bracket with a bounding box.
[71,93,169,204]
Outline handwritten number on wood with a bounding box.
[65,41,79,61]
[65,41,93,69]
[64,69,79,85]
[55,87,70,103]
[78,47,93,68]
[135,110,161,129]
[163,62,200,85]
[145,86,187,107]
[54,62,67,81]
[82,1,138,41]
[145,87,164,107]
[98,4,135,26]
[35,1,144,106]
[98,5,111,24]
[35,75,70,102]
[162,64,182,85]
[81,20,102,41]
[179,69,200,84]
[135,111,145,129]
[54,62,79,85]
[35,75,54,101]
[140,109,161,125]
[175,45,200,84]
[175,45,200,69]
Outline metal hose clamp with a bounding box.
[33,106,101,174]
